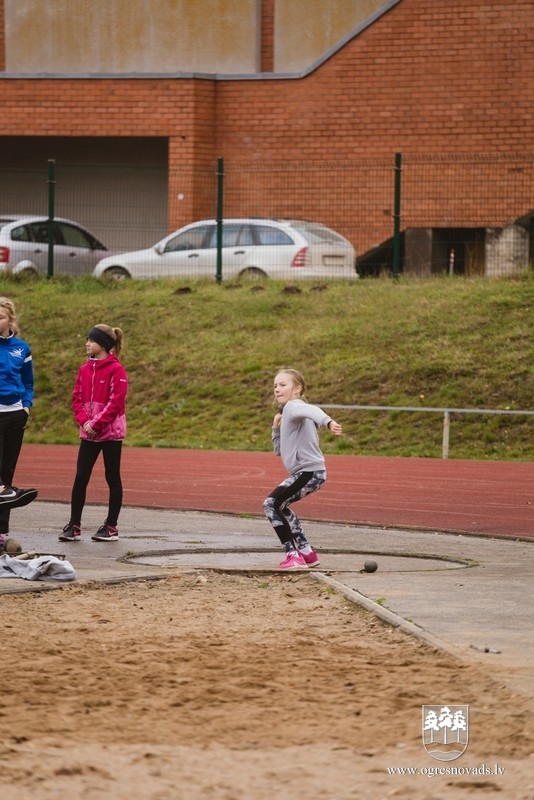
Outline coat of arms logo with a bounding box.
[422,705,469,761]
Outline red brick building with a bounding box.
[1,0,533,274]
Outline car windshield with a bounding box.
[290,222,348,245]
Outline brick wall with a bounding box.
[215,0,534,159]
[217,0,534,249]
[1,0,532,249]
[261,0,275,73]
[168,80,218,226]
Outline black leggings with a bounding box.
[0,409,28,533]
[263,470,326,546]
[70,439,123,527]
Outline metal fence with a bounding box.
[1,152,532,280]
[323,404,534,459]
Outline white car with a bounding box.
[93,218,358,280]
[0,215,109,277]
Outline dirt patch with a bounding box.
[0,573,531,799]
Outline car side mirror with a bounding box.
[155,243,165,255]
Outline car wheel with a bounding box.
[239,267,268,279]
[102,266,131,281]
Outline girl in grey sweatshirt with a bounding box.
[263,368,342,570]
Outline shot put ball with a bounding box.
[364,559,378,573]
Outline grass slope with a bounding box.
[3,273,533,461]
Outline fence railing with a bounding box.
[322,404,534,459]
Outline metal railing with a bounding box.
[322,404,534,459]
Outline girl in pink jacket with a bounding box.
[59,324,128,543]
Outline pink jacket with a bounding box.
[72,354,128,441]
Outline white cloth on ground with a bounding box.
[0,554,76,581]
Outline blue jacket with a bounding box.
[0,333,34,408]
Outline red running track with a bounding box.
[17,444,534,540]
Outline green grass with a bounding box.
[4,271,534,460]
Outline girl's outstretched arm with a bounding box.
[328,420,343,436]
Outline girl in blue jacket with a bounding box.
[0,297,37,549]
[59,324,128,543]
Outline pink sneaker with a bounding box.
[301,549,320,567]
[278,552,309,570]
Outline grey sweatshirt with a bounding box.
[272,399,332,474]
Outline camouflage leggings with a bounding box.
[263,470,326,546]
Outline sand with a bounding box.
[0,572,532,799]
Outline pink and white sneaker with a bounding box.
[277,552,309,570]
[301,549,320,567]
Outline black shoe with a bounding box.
[91,524,119,542]
[59,524,81,542]
[0,487,38,508]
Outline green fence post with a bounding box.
[392,152,402,278]
[216,156,224,284]
[47,159,56,279]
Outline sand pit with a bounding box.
[0,572,531,799]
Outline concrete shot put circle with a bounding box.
[124,548,474,573]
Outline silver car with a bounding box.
[93,218,358,280]
[0,215,109,277]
